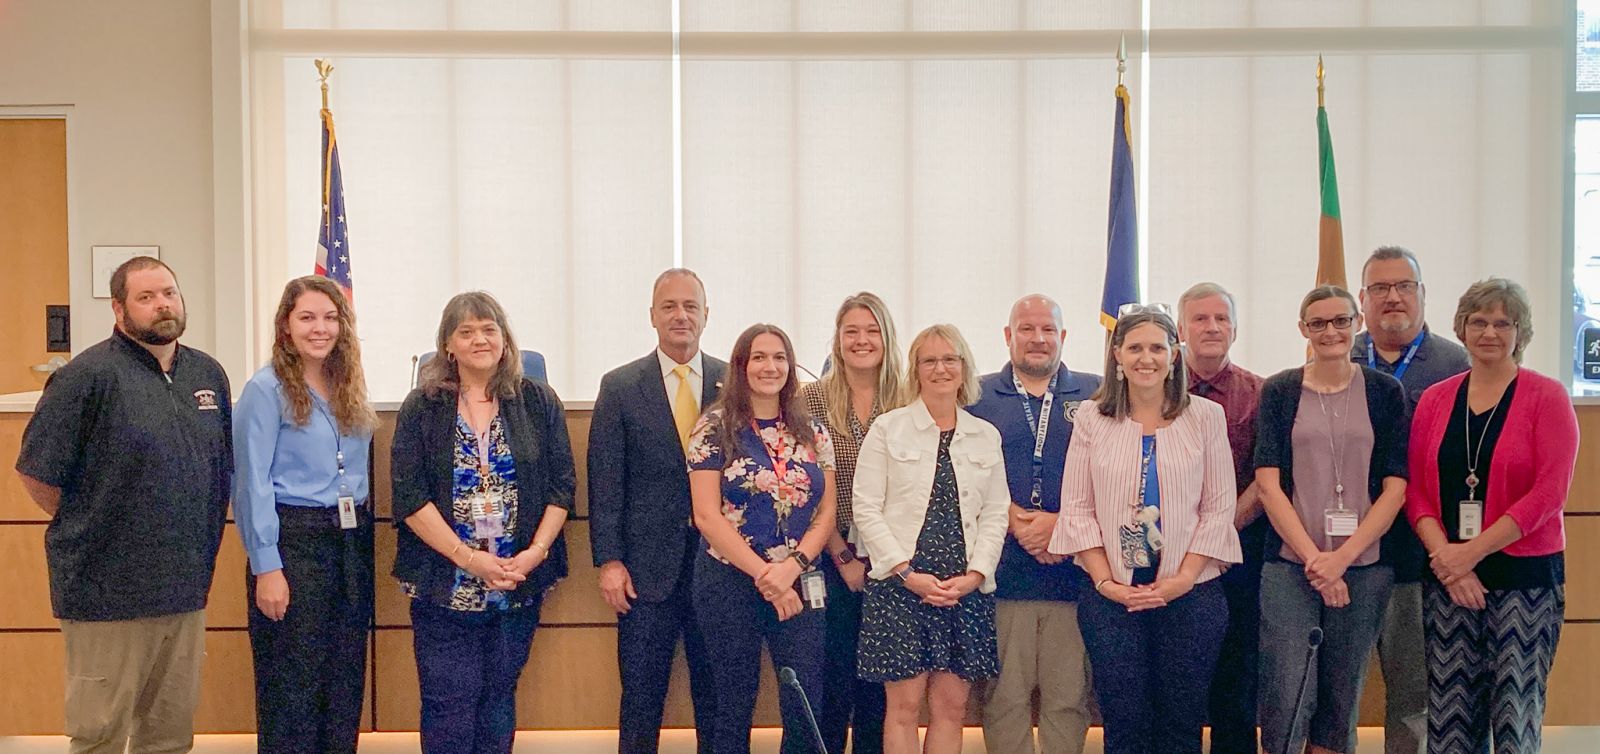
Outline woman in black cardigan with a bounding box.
[391,291,574,754]
[1252,285,1409,754]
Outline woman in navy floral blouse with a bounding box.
[688,323,838,754]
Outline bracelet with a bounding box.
[465,550,478,569]
[1094,578,1113,594]
[529,541,548,555]
[449,542,465,562]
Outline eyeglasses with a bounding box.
[1303,315,1355,332]
[1364,281,1419,298]
[1116,302,1173,319]
[1465,318,1516,333]
[917,355,963,371]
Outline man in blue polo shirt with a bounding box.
[970,294,1101,754]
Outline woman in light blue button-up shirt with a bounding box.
[233,275,377,754]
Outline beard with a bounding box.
[1014,354,1059,379]
[125,312,186,346]
[1375,312,1416,336]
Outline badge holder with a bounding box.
[1323,483,1358,538]
[471,492,506,541]
[335,449,358,530]
[800,570,826,609]
[1459,473,1483,540]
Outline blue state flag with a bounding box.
[1100,83,1138,331]
[314,107,353,302]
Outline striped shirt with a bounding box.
[1049,397,1243,585]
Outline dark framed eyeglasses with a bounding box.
[1364,281,1419,298]
[1303,315,1355,333]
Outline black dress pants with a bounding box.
[247,503,373,754]
[617,537,719,754]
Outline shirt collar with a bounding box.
[1188,360,1236,393]
[657,348,703,379]
[1355,325,1435,364]
[995,362,1075,398]
[111,325,180,375]
[910,397,981,437]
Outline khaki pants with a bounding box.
[980,600,1092,754]
[60,610,205,754]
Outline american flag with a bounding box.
[314,106,353,302]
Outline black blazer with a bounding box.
[588,351,727,602]
[1253,365,1410,567]
[390,378,576,606]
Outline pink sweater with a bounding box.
[1405,368,1578,556]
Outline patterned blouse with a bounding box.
[800,381,879,537]
[401,414,532,612]
[686,410,837,564]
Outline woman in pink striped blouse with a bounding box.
[1048,305,1242,754]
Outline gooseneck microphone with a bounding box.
[1282,626,1324,754]
[778,666,829,754]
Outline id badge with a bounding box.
[800,570,826,610]
[1458,501,1483,540]
[1325,509,1359,537]
[337,495,358,530]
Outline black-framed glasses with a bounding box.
[1303,315,1355,332]
[1364,281,1419,298]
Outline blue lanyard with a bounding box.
[313,398,350,497]
[1366,330,1425,380]
[1013,369,1058,508]
[1137,435,1156,510]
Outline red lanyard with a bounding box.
[752,419,789,486]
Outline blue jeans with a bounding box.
[1078,579,1227,754]
[410,597,543,754]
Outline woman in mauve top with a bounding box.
[1405,278,1577,754]
[1252,285,1409,754]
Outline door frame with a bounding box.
[0,107,82,356]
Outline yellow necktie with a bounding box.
[672,364,697,449]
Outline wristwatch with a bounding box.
[832,548,856,565]
[892,565,912,584]
[789,550,814,571]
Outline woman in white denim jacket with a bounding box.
[852,324,1011,754]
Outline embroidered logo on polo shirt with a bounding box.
[194,389,220,411]
[1063,400,1082,423]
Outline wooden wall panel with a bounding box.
[373,414,395,519]
[1545,623,1600,725]
[205,525,250,629]
[1566,516,1600,620]
[0,118,69,395]
[0,414,48,522]
[568,411,592,519]
[0,633,66,734]
[1571,410,1600,513]
[374,626,783,731]
[0,524,51,628]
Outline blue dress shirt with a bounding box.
[233,366,372,574]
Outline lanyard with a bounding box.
[458,394,498,482]
[1136,435,1156,512]
[1366,330,1425,380]
[1012,370,1058,508]
[752,419,790,485]
[313,399,350,497]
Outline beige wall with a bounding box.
[0,0,215,354]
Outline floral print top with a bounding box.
[400,414,529,612]
[686,410,836,564]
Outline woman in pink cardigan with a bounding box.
[1405,278,1577,754]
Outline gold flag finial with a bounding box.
[315,59,334,110]
[1317,55,1325,108]
[1117,34,1127,87]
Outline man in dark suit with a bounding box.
[590,268,725,754]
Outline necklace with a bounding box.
[1315,379,1353,510]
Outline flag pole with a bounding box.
[315,59,335,215]
[1317,54,1325,108]
[1117,34,1126,87]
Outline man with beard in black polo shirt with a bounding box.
[16,256,232,754]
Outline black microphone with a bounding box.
[778,666,828,754]
[1282,627,1324,754]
